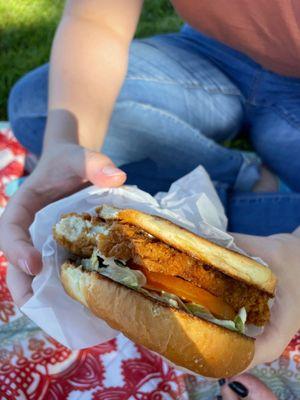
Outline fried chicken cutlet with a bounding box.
[54,212,271,326]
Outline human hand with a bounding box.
[220,373,278,399]
[217,230,300,400]
[232,228,300,367]
[0,143,126,306]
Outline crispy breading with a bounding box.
[99,222,270,326]
[96,205,276,296]
[53,212,109,257]
[54,213,270,326]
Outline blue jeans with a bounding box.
[8,26,300,235]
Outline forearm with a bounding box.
[44,16,129,151]
[43,0,143,151]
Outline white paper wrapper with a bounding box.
[21,166,265,350]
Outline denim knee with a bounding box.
[103,99,253,188]
[123,39,244,143]
[250,108,300,190]
[8,65,49,155]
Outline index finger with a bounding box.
[6,263,33,307]
[0,184,45,274]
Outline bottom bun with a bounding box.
[61,262,254,378]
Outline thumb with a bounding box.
[230,232,270,257]
[221,373,278,400]
[72,148,127,187]
[6,264,34,307]
[293,226,300,237]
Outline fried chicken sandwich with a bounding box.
[53,205,277,378]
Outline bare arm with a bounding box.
[45,0,143,150]
[0,0,143,297]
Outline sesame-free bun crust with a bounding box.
[96,205,276,295]
[61,262,254,378]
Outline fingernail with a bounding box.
[228,381,249,398]
[101,166,124,176]
[218,379,226,386]
[18,259,33,275]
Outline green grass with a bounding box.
[0,0,249,149]
[0,0,182,120]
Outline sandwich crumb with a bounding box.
[151,304,162,316]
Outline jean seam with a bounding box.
[136,38,242,95]
[246,70,265,105]
[231,195,299,204]
[115,100,240,149]
[251,103,300,131]
[271,105,300,130]
[126,76,242,95]
[244,98,274,108]
[245,100,300,128]
[15,112,47,120]
[116,100,205,135]
[114,100,252,189]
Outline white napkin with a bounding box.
[21,166,262,349]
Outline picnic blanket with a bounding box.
[0,124,299,400]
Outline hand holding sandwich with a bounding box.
[233,229,300,368]
[1,190,300,374]
[0,0,140,304]
[52,206,299,376]
[0,0,142,306]
[0,144,126,306]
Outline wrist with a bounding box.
[293,226,300,237]
[43,109,106,152]
[43,109,79,151]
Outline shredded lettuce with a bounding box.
[80,249,247,334]
[81,249,99,271]
[186,303,247,334]
[234,307,247,333]
[81,249,146,289]
[100,262,146,289]
[139,289,190,310]
[139,289,179,308]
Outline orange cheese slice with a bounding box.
[142,269,235,320]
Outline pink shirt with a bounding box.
[172,0,300,77]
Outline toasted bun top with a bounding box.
[96,205,277,295]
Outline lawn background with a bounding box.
[0,0,182,121]
[0,0,248,148]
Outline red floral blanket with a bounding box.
[0,125,299,399]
